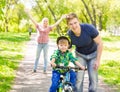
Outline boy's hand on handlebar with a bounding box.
[75,61,86,70]
[80,66,86,70]
[51,63,56,68]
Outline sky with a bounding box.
[20,0,36,9]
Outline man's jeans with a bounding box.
[34,43,48,71]
[75,51,98,92]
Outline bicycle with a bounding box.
[56,65,84,92]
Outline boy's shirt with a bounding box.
[50,50,78,73]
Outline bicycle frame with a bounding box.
[56,66,76,92]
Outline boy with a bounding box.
[49,36,85,92]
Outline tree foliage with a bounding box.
[0,0,120,34]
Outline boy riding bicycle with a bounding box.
[49,36,85,92]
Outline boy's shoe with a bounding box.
[33,69,36,72]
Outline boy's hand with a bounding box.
[80,66,86,70]
[75,61,86,70]
[51,63,56,68]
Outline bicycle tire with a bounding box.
[63,84,73,92]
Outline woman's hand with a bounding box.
[61,14,68,19]
[24,8,30,14]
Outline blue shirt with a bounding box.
[68,24,99,55]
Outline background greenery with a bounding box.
[0,0,120,92]
[99,33,120,91]
[0,0,120,35]
[0,32,29,92]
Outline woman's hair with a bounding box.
[56,36,71,46]
[66,12,79,24]
[41,17,48,23]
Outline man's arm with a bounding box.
[93,35,103,70]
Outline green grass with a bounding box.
[0,32,29,92]
[99,35,120,91]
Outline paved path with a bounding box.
[10,33,117,92]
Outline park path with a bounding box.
[10,33,117,92]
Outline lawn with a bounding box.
[0,32,29,92]
[99,33,120,91]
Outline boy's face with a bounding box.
[57,40,69,53]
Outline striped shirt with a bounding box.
[36,24,52,43]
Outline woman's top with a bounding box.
[36,24,52,43]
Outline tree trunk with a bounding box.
[98,13,102,31]
[91,3,96,27]
[81,0,96,27]
[44,0,61,35]
[5,0,9,32]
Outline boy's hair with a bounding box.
[66,12,79,24]
[57,36,71,46]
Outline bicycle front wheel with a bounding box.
[63,84,73,92]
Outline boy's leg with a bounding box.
[70,70,76,87]
[49,71,60,92]
[70,70,77,91]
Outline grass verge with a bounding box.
[0,32,29,92]
[99,35,120,91]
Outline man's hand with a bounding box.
[94,60,100,70]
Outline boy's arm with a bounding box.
[50,58,56,68]
[75,61,85,70]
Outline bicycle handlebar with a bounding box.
[55,65,87,71]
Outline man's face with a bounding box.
[58,40,69,53]
[68,18,79,31]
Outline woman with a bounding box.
[25,9,66,73]
[66,13,103,92]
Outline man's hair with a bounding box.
[56,36,71,45]
[66,12,79,24]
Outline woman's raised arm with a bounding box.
[50,15,67,29]
[25,9,38,26]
